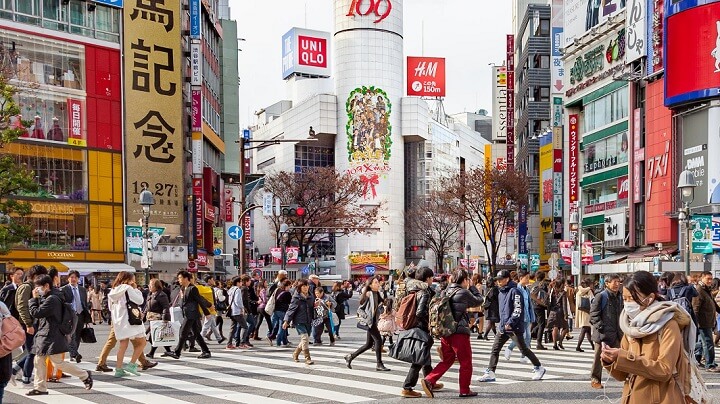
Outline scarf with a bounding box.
[620,300,695,356]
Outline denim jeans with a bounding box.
[230,317,244,346]
[695,327,717,368]
[241,314,256,344]
[0,380,7,402]
[269,311,284,339]
[273,311,288,346]
[507,323,531,354]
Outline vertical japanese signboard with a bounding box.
[506,34,515,169]
[66,99,85,147]
[193,178,203,249]
[124,1,183,224]
[569,114,579,203]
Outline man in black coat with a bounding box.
[589,273,623,389]
[61,270,90,363]
[168,271,212,359]
[26,275,92,396]
[0,267,24,319]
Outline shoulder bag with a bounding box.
[125,291,143,326]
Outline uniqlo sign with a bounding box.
[298,36,327,68]
[407,56,446,97]
[281,28,331,79]
[569,114,579,203]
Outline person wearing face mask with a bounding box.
[692,271,720,372]
[601,270,693,404]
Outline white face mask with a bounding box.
[625,302,642,320]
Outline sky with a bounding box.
[230,0,512,129]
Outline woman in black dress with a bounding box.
[547,279,569,350]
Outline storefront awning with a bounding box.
[61,262,135,275]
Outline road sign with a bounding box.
[301,266,310,275]
[530,254,540,272]
[243,129,251,140]
[548,256,558,269]
[228,225,243,240]
[263,193,273,217]
[213,248,222,256]
[187,260,197,273]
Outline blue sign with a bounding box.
[242,129,251,141]
[93,0,123,8]
[189,0,201,39]
[530,254,540,272]
[227,225,243,240]
[365,265,376,275]
[301,266,310,275]
[281,28,296,79]
[213,248,222,256]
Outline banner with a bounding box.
[581,242,594,264]
[125,226,165,256]
[692,215,714,254]
[559,240,574,261]
[506,34,515,170]
[406,56,446,97]
[569,115,579,203]
[270,247,299,264]
[124,0,183,224]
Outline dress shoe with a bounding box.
[420,379,434,398]
[218,337,226,344]
[576,348,585,352]
[591,379,603,389]
[166,352,180,359]
[376,364,390,371]
[344,354,353,369]
[459,392,479,398]
[536,344,547,350]
[96,364,113,372]
[433,382,444,391]
[141,361,158,370]
[75,354,82,363]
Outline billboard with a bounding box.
[506,34,515,170]
[665,1,720,106]
[124,0,183,225]
[491,65,507,141]
[190,42,202,86]
[281,27,331,79]
[648,0,664,74]
[551,0,565,92]
[407,57,446,97]
[680,106,719,208]
[605,213,626,242]
[564,0,626,45]
[569,114,580,203]
[565,28,626,98]
[625,0,647,63]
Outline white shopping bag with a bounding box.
[149,320,181,347]
[170,306,183,323]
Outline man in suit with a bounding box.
[62,270,90,363]
[168,271,212,359]
[0,267,25,319]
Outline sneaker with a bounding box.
[123,363,141,376]
[477,370,496,382]
[245,342,254,348]
[114,368,128,378]
[267,337,274,346]
[532,366,546,381]
[238,343,250,349]
[400,389,422,398]
[503,347,512,361]
[226,344,237,349]
[520,356,530,364]
[82,371,93,390]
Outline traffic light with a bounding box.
[233,254,240,267]
[282,204,306,217]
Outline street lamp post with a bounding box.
[139,189,155,286]
[677,170,697,276]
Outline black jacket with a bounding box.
[498,281,524,332]
[61,283,89,324]
[146,290,171,321]
[589,288,623,345]
[0,283,19,319]
[29,288,69,356]
[274,290,292,313]
[284,292,314,326]
[180,284,211,321]
[241,285,259,316]
[483,285,500,322]
[333,289,353,320]
[407,279,434,332]
[445,284,483,335]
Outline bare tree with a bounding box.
[260,167,386,260]
[406,191,462,272]
[438,166,529,273]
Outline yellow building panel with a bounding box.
[89,204,99,251]
[85,252,125,261]
[202,122,226,154]
[98,228,114,251]
[112,154,123,203]
[4,142,83,161]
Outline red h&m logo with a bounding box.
[346,0,392,23]
[298,36,327,68]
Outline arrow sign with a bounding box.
[227,225,243,240]
[554,79,564,91]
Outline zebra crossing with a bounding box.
[5,335,597,403]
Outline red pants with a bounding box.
[425,333,473,394]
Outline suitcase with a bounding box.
[46,353,64,382]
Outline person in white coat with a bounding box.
[108,272,146,378]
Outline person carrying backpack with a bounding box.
[0,267,24,320]
[601,270,706,404]
[478,270,546,383]
[420,269,483,398]
[25,274,92,396]
[589,273,624,389]
[668,272,699,326]
[399,266,444,398]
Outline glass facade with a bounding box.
[582,131,629,174]
[583,86,629,133]
[294,145,334,172]
[0,0,120,42]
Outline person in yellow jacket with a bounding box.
[198,276,226,344]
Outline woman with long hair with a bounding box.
[344,276,390,371]
[575,278,595,352]
[283,279,314,364]
[601,270,693,404]
[481,278,499,340]
[331,281,353,339]
[145,279,172,358]
[107,271,146,377]
[547,279,569,350]
[254,279,271,340]
[88,285,103,324]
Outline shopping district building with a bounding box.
[1,0,719,282]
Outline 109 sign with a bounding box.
[346,0,392,23]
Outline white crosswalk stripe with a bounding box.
[5,335,595,403]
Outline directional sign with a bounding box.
[263,193,273,217]
[213,248,222,256]
[228,225,243,240]
[365,265,376,275]
[243,129,251,140]
[530,254,540,272]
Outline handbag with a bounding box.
[149,320,181,347]
[389,328,432,365]
[356,294,372,330]
[125,291,143,326]
[80,325,97,343]
[578,296,591,313]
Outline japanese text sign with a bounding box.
[569,114,579,203]
[124,0,183,225]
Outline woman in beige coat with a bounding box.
[575,278,594,352]
[601,270,691,404]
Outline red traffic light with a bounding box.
[296,207,305,216]
[412,245,419,251]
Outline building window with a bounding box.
[294,145,334,171]
[536,19,550,37]
[583,131,629,174]
[583,86,629,132]
[14,145,87,200]
[19,201,89,250]
[533,86,550,102]
[533,54,550,69]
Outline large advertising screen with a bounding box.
[665,0,720,106]
[563,0,625,45]
[124,0,184,225]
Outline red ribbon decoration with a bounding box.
[360,173,379,199]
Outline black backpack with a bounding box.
[54,296,78,338]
